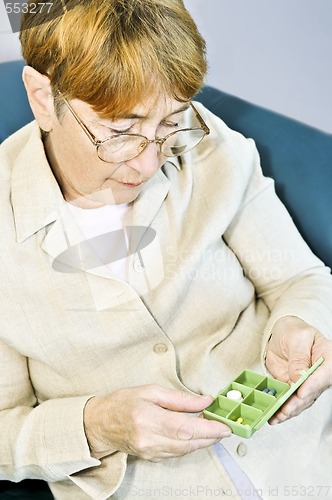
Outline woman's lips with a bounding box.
[115,180,144,187]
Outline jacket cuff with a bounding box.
[68,452,128,500]
[36,395,100,479]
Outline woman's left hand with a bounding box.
[265,315,332,425]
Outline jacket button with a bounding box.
[236,442,247,457]
[153,343,168,354]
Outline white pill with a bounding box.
[226,390,243,402]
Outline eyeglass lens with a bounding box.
[97,128,206,162]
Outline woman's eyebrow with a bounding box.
[168,104,191,116]
[117,103,191,120]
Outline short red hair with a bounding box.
[20,0,207,118]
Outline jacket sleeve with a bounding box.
[222,138,332,359]
[0,338,127,498]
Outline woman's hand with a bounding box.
[83,384,231,461]
[265,315,332,425]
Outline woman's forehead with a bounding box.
[74,93,190,123]
[118,100,190,120]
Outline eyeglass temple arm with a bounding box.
[59,93,101,146]
[190,102,210,135]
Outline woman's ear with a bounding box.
[22,66,55,132]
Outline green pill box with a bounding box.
[203,357,324,438]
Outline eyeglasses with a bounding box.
[62,97,210,163]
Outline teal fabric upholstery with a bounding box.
[0,60,34,141]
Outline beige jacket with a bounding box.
[0,103,331,499]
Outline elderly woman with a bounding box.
[0,0,331,498]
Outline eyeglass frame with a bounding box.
[60,94,210,163]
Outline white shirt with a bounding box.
[65,201,130,282]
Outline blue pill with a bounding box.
[262,388,269,393]
[268,389,276,396]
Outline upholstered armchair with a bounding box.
[0,59,331,498]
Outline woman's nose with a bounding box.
[127,140,162,178]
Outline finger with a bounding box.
[150,407,231,441]
[286,332,315,383]
[287,352,312,383]
[150,420,232,460]
[151,385,214,413]
[176,417,232,441]
[296,369,328,400]
[156,436,228,459]
[141,435,228,462]
[130,412,231,461]
[268,392,316,425]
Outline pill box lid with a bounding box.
[253,356,324,431]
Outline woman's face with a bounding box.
[44,94,190,207]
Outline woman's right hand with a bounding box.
[83,384,231,461]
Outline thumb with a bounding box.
[287,348,312,384]
[296,368,326,401]
[155,387,213,413]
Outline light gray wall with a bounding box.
[185,0,332,133]
[1,0,331,132]
[0,0,21,58]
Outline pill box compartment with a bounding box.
[204,370,289,438]
[203,358,324,438]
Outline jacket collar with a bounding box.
[11,122,180,246]
[11,122,63,243]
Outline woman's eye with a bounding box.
[108,127,131,135]
[162,121,179,128]
[95,126,132,138]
